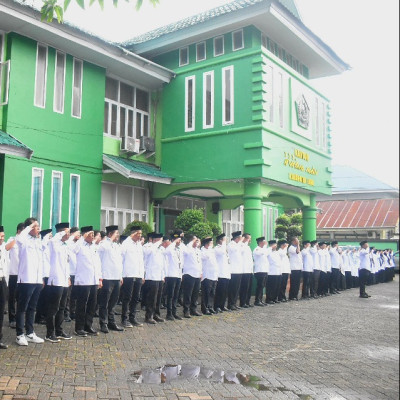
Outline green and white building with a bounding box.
[0,0,349,243]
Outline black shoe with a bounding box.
[254,302,264,307]
[222,307,231,312]
[160,305,166,310]
[208,308,216,314]
[173,314,183,320]
[45,335,61,343]
[85,327,99,336]
[247,304,254,308]
[153,315,165,323]
[70,314,76,320]
[203,310,212,315]
[64,316,72,322]
[9,321,16,329]
[266,301,275,305]
[183,312,191,319]
[75,330,87,337]
[56,332,72,340]
[100,324,109,334]
[129,319,144,327]
[145,318,157,324]
[108,323,124,332]
[359,294,369,298]
[235,305,242,310]
[215,308,223,313]
[114,311,122,315]
[94,312,99,317]
[0,342,9,349]
[166,315,175,321]
[190,311,202,317]
[366,293,372,297]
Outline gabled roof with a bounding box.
[317,199,399,230]
[0,130,33,159]
[103,154,172,185]
[331,165,398,194]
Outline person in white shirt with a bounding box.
[253,237,269,306]
[343,249,353,289]
[15,218,45,346]
[73,226,102,337]
[317,242,329,296]
[213,234,231,313]
[163,233,183,321]
[5,222,24,329]
[278,240,290,302]
[265,240,282,304]
[227,231,243,310]
[143,233,167,324]
[0,225,15,349]
[120,225,145,328]
[288,237,302,301]
[329,241,342,295]
[181,235,202,318]
[310,240,320,298]
[359,240,371,298]
[301,240,313,299]
[239,234,254,308]
[201,237,218,315]
[45,222,72,343]
[140,232,155,310]
[350,248,360,288]
[97,225,124,334]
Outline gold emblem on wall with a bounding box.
[295,94,310,129]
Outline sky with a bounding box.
[60,0,399,189]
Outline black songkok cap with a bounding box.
[171,233,180,240]
[163,236,171,242]
[130,226,142,232]
[216,233,226,241]
[147,232,155,239]
[303,240,311,246]
[0,226,4,233]
[331,241,338,246]
[40,229,52,238]
[152,233,163,239]
[201,237,213,246]
[55,222,69,230]
[231,231,242,239]
[268,240,277,245]
[360,240,368,246]
[106,225,119,234]
[318,241,325,247]
[277,239,288,247]
[310,240,318,245]
[256,237,265,243]
[81,226,94,234]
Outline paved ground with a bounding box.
[0,278,398,400]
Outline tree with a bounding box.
[275,212,303,240]
[122,220,152,237]
[31,0,160,23]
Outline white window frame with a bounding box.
[222,66,234,126]
[203,71,214,129]
[34,43,48,108]
[69,174,80,227]
[185,75,196,132]
[179,47,189,67]
[30,168,44,226]
[196,42,206,62]
[232,29,244,51]
[53,51,66,114]
[49,171,63,229]
[0,32,4,61]
[214,36,224,57]
[71,58,83,118]
[267,65,274,124]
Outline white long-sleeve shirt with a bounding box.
[0,243,9,281]
[6,236,19,276]
[97,238,123,280]
[182,242,202,278]
[280,248,291,274]
[163,242,182,278]
[214,244,231,279]
[288,245,302,271]
[66,237,79,276]
[121,237,144,279]
[359,248,371,271]
[48,232,70,287]
[242,243,254,274]
[329,247,342,269]
[267,250,282,276]
[301,247,314,272]
[227,241,243,274]
[253,246,269,273]
[74,238,102,286]
[42,235,51,278]
[310,246,320,270]
[144,242,165,281]
[17,225,43,284]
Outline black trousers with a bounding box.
[46,286,68,337]
[7,274,18,323]
[266,275,281,302]
[98,280,120,325]
[140,280,149,308]
[201,279,217,312]
[312,270,320,296]
[0,278,7,341]
[144,280,162,320]
[330,268,340,292]
[302,271,312,298]
[359,269,370,296]
[279,273,289,301]
[165,277,181,316]
[345,271,352,289]
[352,276,359,288]
[254,273,267,303]
[228,273,242,308]
[121,277,142,322]
[318,271,327,295]
[16,283,42,336]
[65,275,77,317]
[326,271,332,294]
[182,274,201,314]
[289,271,301,300]
[35,277,49,322]
[214,278,230,310]
[75,285,98,332]
[239,273,253,306]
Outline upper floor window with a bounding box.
[34,44,48,108]
[196,42,206,62]
[104,77,150,139]
[185,76,195,132]
[69,174,80,227]
[222,66,234,125]
[203,71,214,129]
[0,32,10,106]
[50,171,63,230]
[72,58,83,118]
[232,30,244,51]
[214,36,224,57]
[31,168,44,226]
[179,47,189,66]
[53,51,66,113]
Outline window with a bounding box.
[267,65,274,123]
[69,174,80,227]
[214,36,224,57]
[34,44,47,108]
[321,102,327,150]
[179,47,189,66]
[72,58,83,118]
[232,30,244,51]
[222,66,234,125]
[50,171,63,230]
[196,42,206,62]
[53,51,66,113]
[203,71,214,129]
[278,72,284,128]
[222,206,244,239]
[31,168,44,225]
[104,77,150,139]
[185,76,195,132]
[101,182,149,230]
[314,98,320,147]
[0,33,9,106]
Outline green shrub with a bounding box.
[174,208,204,232]
[123,220,153,237]
[287,225,302,239]
[275,214,291,227]
[207,221,222,237]
[275,224,287,239]
[290,213,303,225]
[188,222,213,240]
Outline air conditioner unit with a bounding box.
[120,137,140,154]
[140,137,155,153]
